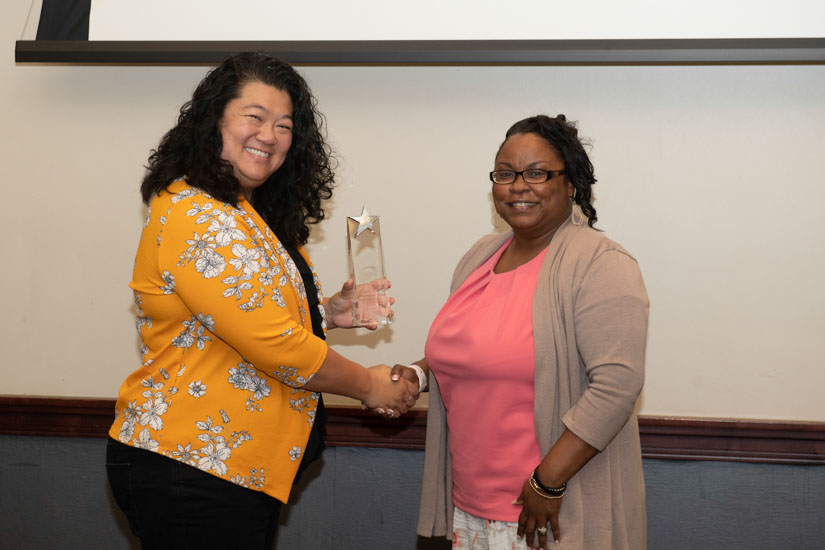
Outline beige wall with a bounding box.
[3,0,824,420]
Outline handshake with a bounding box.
[325,279,426,418]
[360,364,424,418]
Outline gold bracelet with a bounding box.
[529,476,565,499]
[531,468,566,495]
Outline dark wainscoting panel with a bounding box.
[1,396,823,464]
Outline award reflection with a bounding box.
[347,207,392,326]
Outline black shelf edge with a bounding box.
[14,38,825,65]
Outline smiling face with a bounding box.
[219,81,294,199]
[492,132,573,242]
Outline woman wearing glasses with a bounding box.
[395,115,649,549]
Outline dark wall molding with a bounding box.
[14,38,825,65]
[1,396,823,464]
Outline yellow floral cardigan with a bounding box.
[109,179,328,503]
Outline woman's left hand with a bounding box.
[325,279,395,330]
[515,479,562,549]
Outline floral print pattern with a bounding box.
[110,180,328,502]
[452,507,535,550]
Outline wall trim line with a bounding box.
[1,396,823,464]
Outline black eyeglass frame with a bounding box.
[489,169,566,185]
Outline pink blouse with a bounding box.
[425,240,548,521]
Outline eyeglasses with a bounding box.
[489,169,566,185]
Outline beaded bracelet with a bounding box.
[530,468,566,498]
[529,475,565,499]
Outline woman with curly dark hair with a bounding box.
[393,115,649,549]
[106,52,418,549]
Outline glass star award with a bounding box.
[346,206,392,326]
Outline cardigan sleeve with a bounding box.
[562,248,649,451]
[150,192,328,386]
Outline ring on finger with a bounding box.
[537,526,547,535]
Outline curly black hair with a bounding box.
[140,52,335,247]
[501,114,597,227]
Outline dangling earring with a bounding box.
[570,189,585,226]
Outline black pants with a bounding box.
[106,438,281,549]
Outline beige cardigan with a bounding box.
[417,217,650,549]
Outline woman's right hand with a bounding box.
[362,364,419,417]
[389,364,421,387]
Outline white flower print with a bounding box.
[229,243,261,277]
[169,442,199,466]
[171,316,209,350]
[194,249,226,279]
[139,398,168,430]
[122,400,140,421]
[249,376,271,401]
[289,446,302,462]
[196,313,215,332]
[159,271,176,294]
[195,415,224,436]
[228,363,255,391]
[141,376,163,391]
[198,441,231,476]
[230,431,252,447]
[183,316,197,332]
[188,380,206,398]
[171,188,197,203]
[118,420,135,443]
[194,326,212,350]
[172,327,194,349]
[221,275,253,300]
[184,232,216,259]
[134,428,159,451]
[273,365,304,387]
[228,362,270,411]
[230,468,265,489]
[185,201,214,224]
[239,291,265,312]
[290,396,310,413]
[271,286,286,308]
[209,213,245,247]
[136,310,152,333]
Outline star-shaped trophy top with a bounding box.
[348,206,379,238]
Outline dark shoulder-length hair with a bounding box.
[140,51,335,247]
[501,114,597,227]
